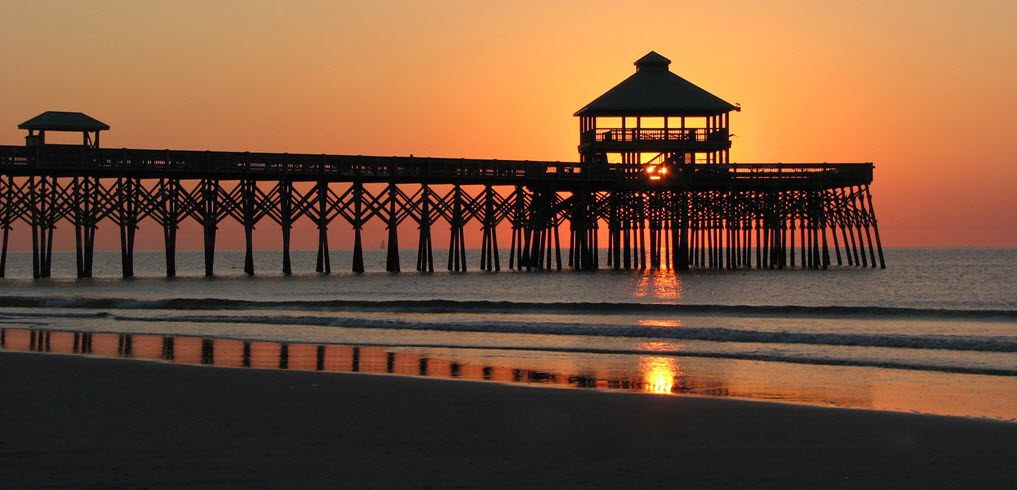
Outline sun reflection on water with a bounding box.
[632,270,683,300]
[637,319,684,328]
[639,356,681,395]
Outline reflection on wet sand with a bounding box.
[21,326,1017,423]
[1,326,870,405]
[641,357,679,394]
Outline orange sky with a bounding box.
[2,0,1016,250]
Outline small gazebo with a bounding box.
[18,111,109,148]
[575,51,738,168]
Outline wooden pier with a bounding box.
[0,52,884,278]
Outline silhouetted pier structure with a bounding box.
[0,52,884,279]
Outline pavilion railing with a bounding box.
[583,127,728,144]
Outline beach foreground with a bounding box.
[2,352,1015,488]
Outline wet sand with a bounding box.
[2,352,1016,488]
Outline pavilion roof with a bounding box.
[574,51,738,117]
[18,111,110,132]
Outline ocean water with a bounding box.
[2,248,1016,421]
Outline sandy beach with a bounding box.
[2,352,1015,488]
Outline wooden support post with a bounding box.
[863,217,877,269]
[521,188,536,271]
[315,181,331,274]
[280,181,293,275]
[637,204,646,270]
[845,220,859,267]
[855,220,868,268]
[754,217,762,269]
[622,203,632,270]
[850,188,868,268]
[552,212,562,271]
[352,182,365,274]
[44,177,55,278]
[821,216,830,270]
[813,192,826,269]
[725,215,732,270]
[72,176,97,278]
[242,180,256,276]
[535,188,553,271]
[385,183,400,273]
[162,179,180,278]
[29,175,56,279]
[82,178,96,278]
[791,217,798,269]
[447,184,467,272]
[706,207,714,269]
[416,185,434,272]
[567,209,575,270]
[0,176,11,278]
[745,217,752,268]
[728,220,735,270]
[571,189,595,271]
[73,177,84,277]
[742,217,751,269]
[662,204,671,269]
[802,213,810,269]
[201,178,219,277]
[830,190,844,266]
[610,193,621,270]
[116,177,139,278]
[690,211,699,268]
[508,186,525,270]
[677,192,689,271]
[718,212,725,270]
[480,185,500,271]
[28,176,39,278]
[864,185,886,269]
[806,213,814,270]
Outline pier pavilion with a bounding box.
[0,52,883,278]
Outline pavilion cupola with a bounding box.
[575,51,738,166]
[634,51,671,72]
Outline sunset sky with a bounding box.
[2,0,1015,250]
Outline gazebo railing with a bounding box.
[583,127,728,144]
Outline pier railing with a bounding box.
[0,144,870,189]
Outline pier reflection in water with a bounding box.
[9,326,1017,422]
[0,326,874,405]
[2,327,693,394]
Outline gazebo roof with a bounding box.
[18,111,110,132]
[574,51,738,117]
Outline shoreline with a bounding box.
[9,347,1017,425]
[3,351,1016,488]
[4,325,1017,423]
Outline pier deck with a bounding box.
[0,145,871,191]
